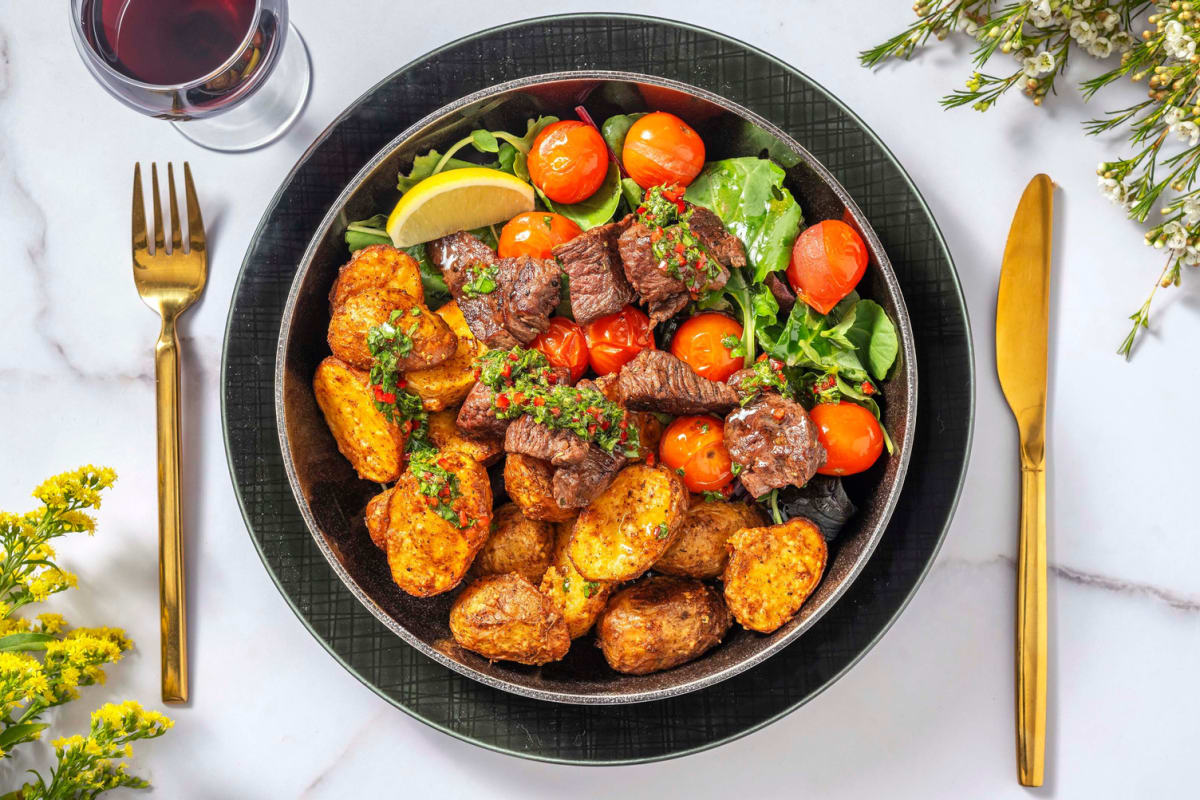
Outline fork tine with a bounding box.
[167,163,182,253]
[132,163,148,256]
[183,163,205,254]
[150,163,165,252]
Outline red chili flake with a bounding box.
[600,419,611,430]
[396,378,408,389]
[861,382,876,395]
[508,351,519,361]
[645,451,657,467]
[587,424,597,436]
[495,394,511,410]
[437,457,452,470]
[637,206,647,215]
[619,418,629,429]
[720,483,733,498]
[403,420,415,434]
[772,407,786,421]
[619,429,628,441]
[550,407,562,417]
[533,396,545,407]
[373,386,396,404]
[473,368,482,379]
[545,371,558,384]
[674,242,686,255]
[651,228,663,243]
[500,364,511,378]
[662,184,684,202]
[458,510,468,527]
[575,392,583,402]
[769,359,783,370]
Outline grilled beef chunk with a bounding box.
[615,205,736,326]
[552,444,627,508]
[615,350,740,415]
[429,231,497,294]
[430,232,559,347]
[764,273,795,314]
[552,215,635,324]
[504,415,589,466]
[456,382,509,439]
[723,394,826,498]
[500,256,560,343]
[687,205,747,269]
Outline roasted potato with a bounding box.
[365,486,394,550]
[470,503,555,584]
[539,518,614,639]
[426,409,503,466]
[449,573,570,665]
[722,517,828,633]
[503,454,576,522]
[330,244,424,307]
[654,500,766,579]
[312,357,407,483]
[567,464,688,582]
[405,300,488,411]
[595,576,732,675]
[385,449,492,597]
[327,287,456,371]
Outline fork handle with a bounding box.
[1016,460,1046,786]
[155,315,188,704]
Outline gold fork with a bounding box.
[132,162,207,704]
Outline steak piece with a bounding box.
[456,382,509,440]
[764,273,795,314]
[552,444,627,509]
[687,205,747,269]
[498,255,560,344]
[615,350,740,416]
[430,231,558,346]
[723,394,826,498]
[429,231,497,294]
[552,215,635,324]
[504,415,588,466]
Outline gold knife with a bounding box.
[996,173,1053,787]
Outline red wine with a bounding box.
[85,0,256,85]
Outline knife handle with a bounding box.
[1016,461,1047,786]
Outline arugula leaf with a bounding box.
[539,163,622,230]
[600,113,645,154]
[398,116,558,191]
[842,299,898,381]
[345,213,392,252]
[684,157,803,282]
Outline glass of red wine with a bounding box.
[70,0,311,152]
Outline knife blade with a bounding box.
[995,173,1053,787]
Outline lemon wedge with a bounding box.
[386,168,535,247]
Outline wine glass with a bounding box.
[70,0,311,152]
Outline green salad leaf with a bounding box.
[841,299,898,381]
[398,243,451,308]
[397,116,559,192]
[600,113,644,154]
[397,152,485,193]
[684,157,803,282]
[344,213,392,252]
[539,163,622,230]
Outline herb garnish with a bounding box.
[655,522,670,540]
[636,185,721,295]
[462,262,499,297]
[475,347,640,457]
[408,447,471,529]
[582,581,600,598]
[736,357,790,406]
[367,310,428,435]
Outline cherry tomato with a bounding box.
[527,120,609,205]
[583,305,655,376]
[786,220,869,315]
[531,317,589,383]
[659,415,733,493]
[622,111,706,190]
[635,85,722,124]
[810,402,884,476]
[498,212,582,259]
[670,312,744,382]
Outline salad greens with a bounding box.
[397,116,560,192]
[538,163,623,230]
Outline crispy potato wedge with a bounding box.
[539,518,614,639]
[312,357,407,483]
[426,409,503,466]
[567,464,689,582]
[330,244,424,307]
[654,500,766,579]
[449,573,570,665]
[470,503,555,584]
[385,449,492,597]
[722,517,828,633]
[365,486,394,550]
[405,300,488,411]
[595,576,731,675]
[503,454,576,522]
[327,287,456,371]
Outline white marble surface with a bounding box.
[1,1,1197,797]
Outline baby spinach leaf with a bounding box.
[540,163,622,230]
[601,113,645,154]
[397,152,485,193]
[402,243,451,308]
[345,214,391,252]
[684,157,803,283]
[843,299,898,381]
[471,129,500,153]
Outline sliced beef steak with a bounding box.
[455,382,509,440]
[504,415,588,466]
[498,256,560,344]
[615,350,740,415]
[687,205,747,269]
[723,394,826,498]
[552,444,627,509]
[552,215,635,324]
[457,294,518,349]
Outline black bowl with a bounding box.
[275,72,917,704]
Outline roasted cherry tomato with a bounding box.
[786,219,868,315]
[622,111,706,189]
[670,312,744,382]
[659,415,733,493]
[810,402,884,476]
[583,305,655,376]
[531,317,589,383]
[498,212,582,259]
[527,120,609,205]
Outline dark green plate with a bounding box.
[222,14,973,764]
